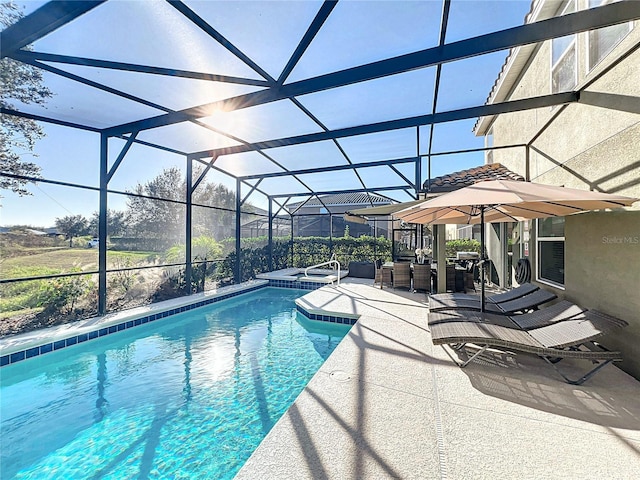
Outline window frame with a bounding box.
[550,0,578,94]
[586,0,633,72]
[485,127,494,164]
[535,217,566,290]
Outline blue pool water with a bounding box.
[0,288,349,479]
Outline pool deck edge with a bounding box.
[235,280,640,480]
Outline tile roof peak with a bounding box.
[423,163,525,193]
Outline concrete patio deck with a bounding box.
[236,279,640,479]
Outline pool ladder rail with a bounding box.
[304,254,341,286]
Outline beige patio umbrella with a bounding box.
[394,180,637,311]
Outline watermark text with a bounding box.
[602,235,639,245]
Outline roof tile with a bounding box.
[423,163,524,193]
[287,192,391,209]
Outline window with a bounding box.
[536,217,565,287]
[588,0,633,70]
[551,0,577,93]
[485,127,494,164]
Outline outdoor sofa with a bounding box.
[347,261,376,279]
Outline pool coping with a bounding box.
[0,280,269,366]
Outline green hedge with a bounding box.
[217,235,392,283]
[445,239,481,257]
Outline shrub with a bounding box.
[445,239,481,257]
[40,273,92,314]
[108,258,137,295]
[165,235,223,263]
[217,235,392,283]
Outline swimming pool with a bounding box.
[0,288,350,479]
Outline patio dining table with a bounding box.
[382,262,420,272]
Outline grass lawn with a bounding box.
[0,307,42,321]
[1,248,160,280]
[0,248,163,320]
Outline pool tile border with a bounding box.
[269,279,359,324]
[0,279,358,368]
[294,303,358,325]
[267,279,327,290]
[1,282,267,368]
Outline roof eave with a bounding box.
[474,0,561,136]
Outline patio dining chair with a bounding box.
[373,259,382,285]
[374,259,392,289]
[445,264,456,292]
[463,262,476,292]
[392,262,411,290]
[430,309,628,384]
[412,263,431,293]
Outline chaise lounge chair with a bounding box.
[430,310,628,384]
[428,300,586,330]
[429,288,557,315]
[430,282,538,304]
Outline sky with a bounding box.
[1,0,533,227]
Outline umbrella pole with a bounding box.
[480,207,486,313]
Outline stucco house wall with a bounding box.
[564,211,640,373]
[478,4,640,377]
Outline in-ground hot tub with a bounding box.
[256,267,349,284]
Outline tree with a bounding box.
[0,2,53,196]
[125,167,185,244]
[89,209,127,237]
[56,215,89,247]
[192,180,237,239]
[124,167,243,246]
